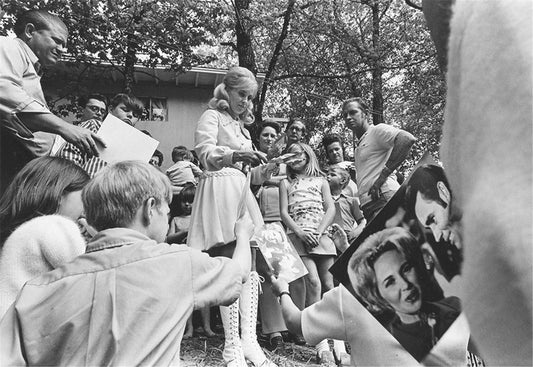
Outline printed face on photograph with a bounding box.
[374,249,422,324]
[414,184,458,248]
[331,157,468,363]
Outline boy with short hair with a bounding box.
[327,165,366,244]
[166,146,203,194]
[0,161,253,366]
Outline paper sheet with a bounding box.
[96,114,159,163]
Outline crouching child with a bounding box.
[0,161,253,366]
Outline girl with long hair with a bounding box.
[279,142,337,362]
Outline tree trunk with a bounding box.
[233,0,261,128]
[256,0,296,124]
[370,1,384,125]
[234,0,257,74]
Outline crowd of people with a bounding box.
[0,2,531,367]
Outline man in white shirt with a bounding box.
[342,97,416,221]
[0,9,104,192]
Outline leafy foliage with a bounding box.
[1,0,223,93]
[1,0,445,169]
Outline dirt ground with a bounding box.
[180,332,324,367]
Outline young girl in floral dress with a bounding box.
[279,142,337,363]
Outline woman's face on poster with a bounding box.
[374,249,422,321]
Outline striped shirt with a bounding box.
[56,119,106,178]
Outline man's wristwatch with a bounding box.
[277,291,291,304]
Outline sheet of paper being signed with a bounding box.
[96,114,159,164]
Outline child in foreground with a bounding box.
[0,161,253,366]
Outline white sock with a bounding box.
[315,339,330,354]
[333,339,347,354]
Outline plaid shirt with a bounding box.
[56,119,106,178]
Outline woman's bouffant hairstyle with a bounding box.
[347,227,419,315]
[208,66,258,125]
[83,161,172,231]
[285,142,323,179]
[0,157,90,244]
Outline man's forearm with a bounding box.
[19,112,70,137]
[383,131,416,173]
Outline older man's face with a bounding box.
[26,21,68,67]
[286,121,305,143]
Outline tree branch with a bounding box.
[405,0,423,11]
[259,0,296,109]
[220,41,238,51]
[272,53,436,81]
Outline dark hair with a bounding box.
[341,97,369,116]
[170,183,196,217]
[172,147,192,162]
[258,120,281,137]
[109,93,144,116]
[14,9,66,37]
[0,157,90,244]
[78,94,107,108]
[322,133,346,160]
[152,150,164,166]
[322,134,342,149]
[178,184,196,205]
[405,164,450,212]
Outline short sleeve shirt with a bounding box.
[354,124,401,206]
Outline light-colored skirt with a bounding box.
[287,233,337,256]
[187,167,264,251]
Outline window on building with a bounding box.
[139,97,168,121]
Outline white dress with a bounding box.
[187,109,266,251]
